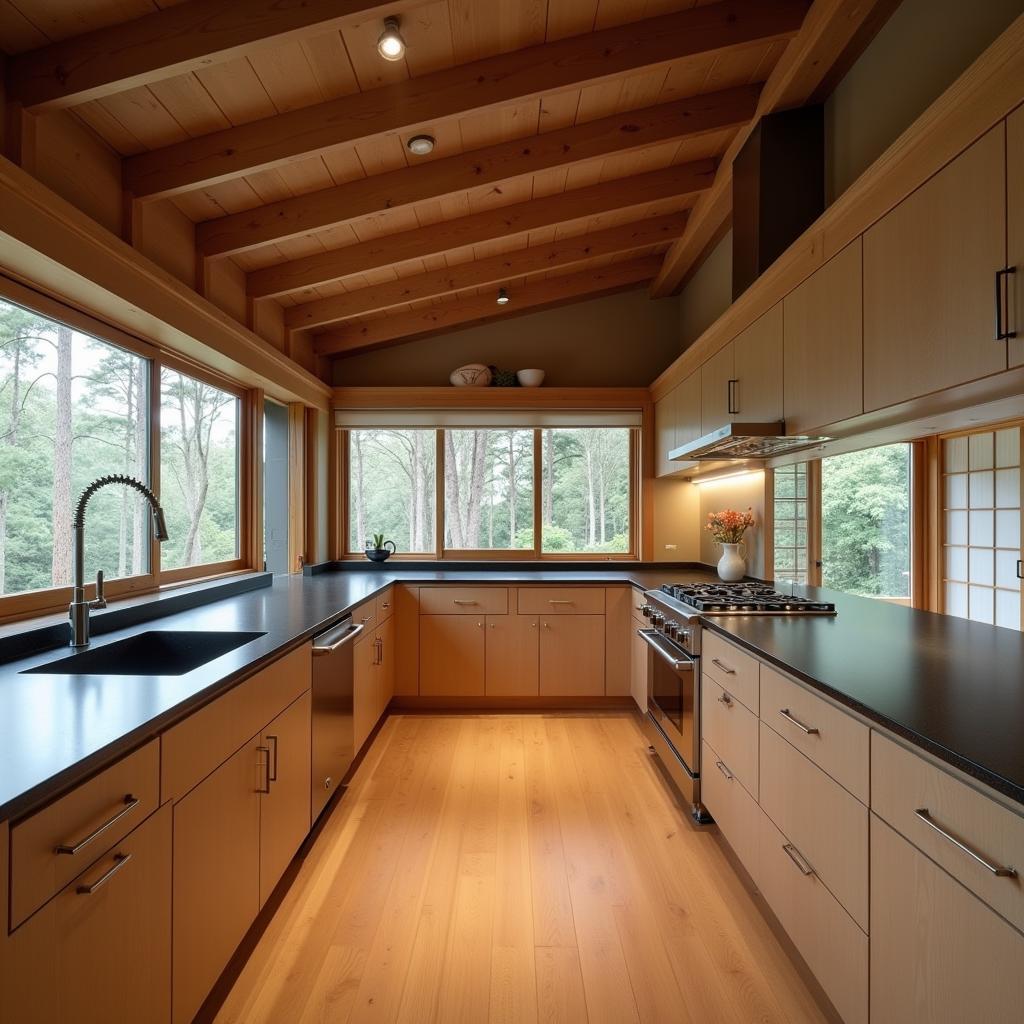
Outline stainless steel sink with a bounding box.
[22,630,266,677]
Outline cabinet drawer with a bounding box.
[759,721,868,931]
[351,596,377,632]
[701,739,759,879]
[10,740,160,929]
[518,587,605,615]
[757,806,868,1024]
[701,676,758,798]
[419,586,508,615]
[760,665,869,803]
[630,589,649,628]
[701,631,758,713]
[375,586,394,624]
[871,731,1024,934]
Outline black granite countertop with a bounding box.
[2,566,1023,821]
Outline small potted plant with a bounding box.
[705,508,755,581]
[365,533,396,562]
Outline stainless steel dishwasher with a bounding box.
[311,616,365,821]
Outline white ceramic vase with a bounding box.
[717,542,746,582]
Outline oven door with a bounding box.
[638,628,698,779]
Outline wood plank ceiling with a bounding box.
[0,0,874,362]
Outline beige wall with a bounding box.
[330,286,681,387]
[652,477,701,563]
[697,472,768,580]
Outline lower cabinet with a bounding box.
[420,614,486,696]
[485,613,539,696]
[629,627,648,712]
[700,739,759,877]
[354,615,396,752]
[870,815,1024,1024]
[539,614,605,696]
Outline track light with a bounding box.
[496,288,510,305]
[377,16,406,61]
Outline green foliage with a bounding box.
[371,533,386,549]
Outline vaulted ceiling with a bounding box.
[0,0,893,363]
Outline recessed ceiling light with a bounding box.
[406,134,435,156]
[497,288,510,305]
[377,16,406,61]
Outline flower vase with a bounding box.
[717,542,746,582]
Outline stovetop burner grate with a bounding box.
[659,583,836,615]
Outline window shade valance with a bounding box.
[333,408,642,428]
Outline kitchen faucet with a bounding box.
[69,474,169,648]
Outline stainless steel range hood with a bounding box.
[669,422,831,462]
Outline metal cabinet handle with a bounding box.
[782,843,815,876]
[548,599,574,605]
[711,657,736,675]
[257,746,271,794]
[996,267,1017,340]
[267,734,279,782]
[715,760,733,781]
[76,852,133,895]
[914,808,1017,878]
[717,692,733,708]
[312,621,364,655]
[637,629,694,672]
[778,708,819,735]
[361,614,373,623]
[453,599,478,606]
[381,601,391,610]
[727,378,739,415]
[55,795,140,855]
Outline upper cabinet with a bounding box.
[783,240,864,434]
[700,343,734,433]
[1008,105,1024,369]
[654,371,701,477]
[863,125,1008,411]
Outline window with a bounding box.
[444,429,533,550]
[160,367,240,571]
[820,444,911,600]
[348,429,435,553]
[942,427,1021,629]
[0,297,149,597]
[772,463,808,584]
[542,428,631,553]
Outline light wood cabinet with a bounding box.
[419,614,486,696]
[863,125,1008,411]
[629,626,648,712]
[1009,105,1024,369]
[377,613,395,711]
[353,627,379,751]
[871,815,1024,1024]
[518,586,605,614]
[733,304,783,422]
[485,614,539,696]
[539,615,605,696]
[701,630,759,713]
[419,586,507,615]
[259,691,312,908]
[701,739,760,885]
[701,674,758,799]
[655,372,701,476]
[172,737,261,1024]
[783,239,864,433]
[700,342,734,433]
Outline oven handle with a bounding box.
[637,629,695,672]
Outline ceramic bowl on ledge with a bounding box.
[516,368,545,387]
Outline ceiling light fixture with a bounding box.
[377,16,406,61]
[496,288,510,305]
[406,134,435,156]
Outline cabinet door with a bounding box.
[539,615,605,696]
[629,629,648,712]
[376,615,396,714]
[783,240,863,433]
[700,343,735,433]
[871,815,1024,1024]
[353,629,378,752]
[1009,106,1024,368]
[863,125,1007,411]
[654,384,680,477]
[733,304,783,422]
[259,691,312,907]
[420,614,486,696]
[172,738,261,1024]
[674,371,702,451]
[485,614,539,696]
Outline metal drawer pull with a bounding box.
[453,599,478,605]
[715,760,733,781]
[77,852,133,895]
[257,746,271,794]
[778,708,819,735]
[56,794,140,855]
[312,621,364,655]
[717,692,733,708]
[711,658,736,675]
[267,734,279,782]
[914,808,1017,878]
[548,599,574,605]
[782,843,815,876]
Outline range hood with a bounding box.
[669,422,831,462]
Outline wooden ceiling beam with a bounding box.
[247,159,715,298]
[198,85,758,258]
[314,256,664,356]
[4,0,425,113]
[123,0,808,199]
[286,213,687,329]
[650,0,901,297]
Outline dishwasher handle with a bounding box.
[312,619,365,656]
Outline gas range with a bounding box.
[657,582,837,616]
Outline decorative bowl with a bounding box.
[516,368,545,387]
[450,363,492,387]
[365,547,393,562]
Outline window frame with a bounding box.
[338,425,640,561]
[0,276,260,624]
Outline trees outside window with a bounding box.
[773,463,808,584]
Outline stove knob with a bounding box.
[641,604,652,618]
[650,612,664,627]
[664,621,679,639]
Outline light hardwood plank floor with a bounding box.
[213,714,830,1024]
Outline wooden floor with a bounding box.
[213,714,830,1024]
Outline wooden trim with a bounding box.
[913,437,941,612]
[287,404,307,572]
[304,407,320,566]
[314,259,663,356]
[199,88,757,258]
[650,13,1024,399]
[651,0,903,297]
[329,387,652,410]
[389,695,636,712]
[763,466,776,581]
[806,459,822,587]
[248,163,713,299]
[532,428,544,560]
[328,426,344,560]
[640,401,655,560]
[287,214,687,330]
[245,388,265,572]
[122,0,806,199]
[159,559,248,586]
[0,574,156,626]
[434,429,445,557]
